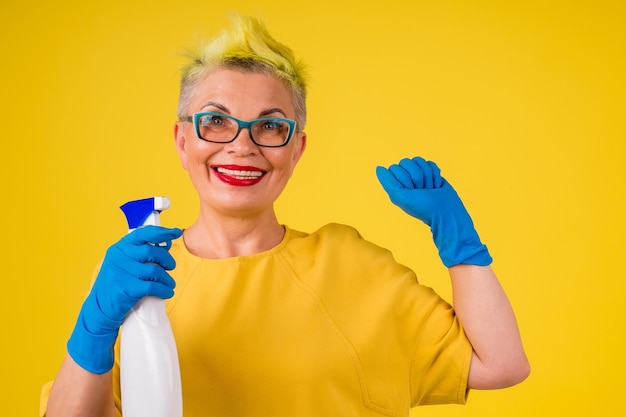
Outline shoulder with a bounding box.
[286,223,379,253]
[283,223,409,275]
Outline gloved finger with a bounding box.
[133,279,176,300]
[388,164,414,188]
[426,160,445,188]
[376,166,403,190]
[411,157,436,189]
[110,242,178,270]
[138,244,177,270]
[123,226,183,246]
[106,278,176,316]
[94,265,176,319]
[399,157,425,189]
[128,262,177,289]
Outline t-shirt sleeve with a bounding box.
[297,223,473,407]
[112,338,123,416]
[409,294,472,405]
[39,381,53,417]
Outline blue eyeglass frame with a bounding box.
[184,112,297,148]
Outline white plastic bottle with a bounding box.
[119,196,183,417]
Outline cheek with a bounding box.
[265,151,296,176]
[176,131,208,171]
[186,141,216,164]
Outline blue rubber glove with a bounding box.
[67,226,183,374]
[376,157,492,268]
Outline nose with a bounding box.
[224,126,258,155]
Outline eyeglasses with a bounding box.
[184,112,297,148]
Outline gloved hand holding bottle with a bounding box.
[67,225,183,374]
[376,156,492,268]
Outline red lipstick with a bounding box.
[211,165,266,186]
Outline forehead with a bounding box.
[189,68,294,115]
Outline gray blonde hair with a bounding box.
[177,14,308,129]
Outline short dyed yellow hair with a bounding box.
[177,14,308,129]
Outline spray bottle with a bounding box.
[119,196,183,417]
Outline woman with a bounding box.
[44,15,529,417]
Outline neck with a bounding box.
[182,207,285,259]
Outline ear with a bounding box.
[173,121,189,171]
[291,131,307,165]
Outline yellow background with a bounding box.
[1,0,624,415]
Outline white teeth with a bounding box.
[216,167,264,178]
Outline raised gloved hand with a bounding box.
[376,156,492,268]
[67,226,183,374]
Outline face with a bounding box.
[174,68,307,217]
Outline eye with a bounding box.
[200,114,226,127]
[261,120,282,130]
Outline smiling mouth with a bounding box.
[211,165,267,186]
[214,166,265,179]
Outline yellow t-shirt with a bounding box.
[43,223,471,417]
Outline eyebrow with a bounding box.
[258,108,288,118]
[200,101,229,113]
[200,102,288,119]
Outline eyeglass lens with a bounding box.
[198,114,291,146]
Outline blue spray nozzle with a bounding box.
[120,197,170,230]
